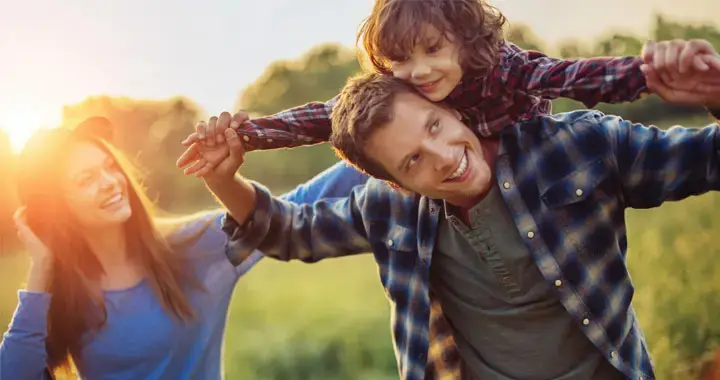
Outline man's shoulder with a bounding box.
[509,109,617,141]
[360,178,417,205]
[353,178,419,221]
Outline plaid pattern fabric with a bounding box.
[234,42,648,151]
[223,110,719,380]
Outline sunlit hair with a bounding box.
[16,126,205,377]
[357,0,507,76]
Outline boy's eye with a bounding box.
[427,45,440,54]
[430,121,440,133]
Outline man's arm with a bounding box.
[210,177,373,265]
[593,112,720,208]
[199,128,373,264]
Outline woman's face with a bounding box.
[61,141,132,228]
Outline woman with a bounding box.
[0,116,370,379]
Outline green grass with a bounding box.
[2,116,720,379]
[3,193,720,379]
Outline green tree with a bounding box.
[236,43,361,115]
[504,23,544,51]
[233,43,362,191]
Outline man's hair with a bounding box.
[357,0,507,76]
[330,73,418,183]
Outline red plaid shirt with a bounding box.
[235,41,648,151]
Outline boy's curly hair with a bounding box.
[357,0,507,76]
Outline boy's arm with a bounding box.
[235,98,336,152]
[487,41,648,108]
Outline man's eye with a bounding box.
[430,121,440,132]
[407,154,420,168]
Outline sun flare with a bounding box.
[0,107,49,153]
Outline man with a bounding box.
[178,42,720,380]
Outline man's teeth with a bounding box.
[448,153,468,180]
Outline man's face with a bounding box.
[365,92,494,207]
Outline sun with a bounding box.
[0,107,48,154]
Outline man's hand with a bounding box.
[177,112,248,177]
[176,124,247,181]
[640,39,720,106]
[178,124,258,227]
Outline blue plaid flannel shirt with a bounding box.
[223,109,720,380]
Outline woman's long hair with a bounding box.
[16,121,201,376]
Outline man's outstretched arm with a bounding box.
[588,109,720,209]
[191,128,373,265]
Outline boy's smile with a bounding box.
[390,25,464,102]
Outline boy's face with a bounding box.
[364,92,494,208]
[390,25,463,102]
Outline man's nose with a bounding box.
[425,143,455,173]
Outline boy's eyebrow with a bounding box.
[397,109,436,171]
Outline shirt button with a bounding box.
[267,138,273,143]
[575,189,584,196]
[501,276,511,284]
[610,351,616,359]
[502,182,511,189]
[582,318,590,326]
[243,135,250,142]
[387,240,394,247]
[527,231,534,239]
[554,279,562,287]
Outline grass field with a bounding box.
[2,116,720,379]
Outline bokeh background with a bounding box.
[1,1,720,379]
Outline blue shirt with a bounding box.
[0,160,369,380]
[222,110,720,380]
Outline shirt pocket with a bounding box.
[539,158,620,258]
[372,224,421,299]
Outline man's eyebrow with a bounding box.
[396,109,436,171]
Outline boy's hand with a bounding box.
[640,39,720,100]
[181,111,250,147]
